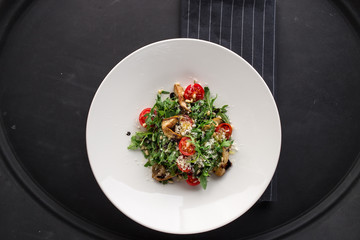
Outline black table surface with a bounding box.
[0,0,360,239]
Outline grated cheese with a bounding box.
[176,155,192,171]
[177,119,193,136]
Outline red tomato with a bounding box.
[139,108,156,126]
[179,137,196,156]
[215,123,233,140]
[176,158,191,173]
[184,83,205,102]
[186,174,200,186]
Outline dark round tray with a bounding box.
[0,0,360,239]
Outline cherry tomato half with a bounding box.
[215,123,233,140]
[179,137,196,156]
[139,108,156,126]
[184,83,205,102]
[186,174,200,186]
[176,158,191,173]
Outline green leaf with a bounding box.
[167,151,178,163]
[210,95,217,110]
[159,151,165,163]
[165,110,176,118]
[127,142,139,150]
[200,174,207,190]
[221,105,228,112]
[204,87,211,106]
[221,140,233,148]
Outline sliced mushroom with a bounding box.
[214,165,226,176]
[213,117,223,126]
[203,117,223,131]
[161,116,182,140]
[152,163,174,181]
[214,147,230,176]
[174,83,191,112]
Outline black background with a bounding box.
[0,0,360,239]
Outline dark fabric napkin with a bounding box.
[180,0,277,201]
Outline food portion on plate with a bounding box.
[128,80,235,189]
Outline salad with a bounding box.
[128,81,234,189]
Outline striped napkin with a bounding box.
[181,0,277,201]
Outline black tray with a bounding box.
[1,0,360,239]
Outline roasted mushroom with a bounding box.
[161,116,182,140]
[174,83,191,112]
[152,163,174,181]
[214,147,230,176]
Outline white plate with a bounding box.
[86,39,281,234]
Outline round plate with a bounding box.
[86,39,281,234]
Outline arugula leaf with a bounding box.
[127,141,139,150]
[204,87,211,107]
[221,140,233,148]
[165,110,176,118]
[210,95,217,110]
[167,151,178,163]
[200,174,207,190]
[159,151,165,163]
